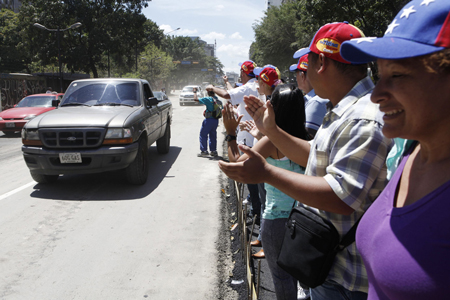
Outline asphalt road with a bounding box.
[0,93,229,300]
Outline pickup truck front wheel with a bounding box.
[156,122,171,154]
[31,172,59,184]
[125,138,149,185]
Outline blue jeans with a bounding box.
[262,218,297,300]
[199,118,218,152]
[310,281,367,300]
[257,182,266,241]
[247,183,261,217]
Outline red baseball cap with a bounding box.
[289,52,309,72]
[254,65,281,87]
[295,22,365,64]
[238,60,257,76]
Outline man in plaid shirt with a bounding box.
[219,22,393,300]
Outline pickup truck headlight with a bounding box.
[103,128,133,145]
[0,117,3,121]
[24,114,37,120]
[22,129,43,146]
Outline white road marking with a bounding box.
[0,181,35,201]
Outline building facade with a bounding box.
[0,0,21,13]
[189,37,215,57]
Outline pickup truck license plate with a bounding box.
[59,153,82,164]
[5,122,15,128]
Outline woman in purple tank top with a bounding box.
[340,1,450,299]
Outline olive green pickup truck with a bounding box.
[21,78,172,185]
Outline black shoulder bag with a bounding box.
[276,205,361,288]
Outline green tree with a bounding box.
[162,36,211,88]
[125,43,175,88]
[18,0,151,78]
[251,1,311,75]
[0,9,26,73]
[250,0,408,76]
[303,0,408,38]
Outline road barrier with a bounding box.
[233,181,262,300]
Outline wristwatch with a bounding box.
[225,134,236,142]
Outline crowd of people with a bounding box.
[212,0,450,299]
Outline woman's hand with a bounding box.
[244,95,276,136]
[246,120,264,140]
[222,103,243,135]
[218,144,268,184]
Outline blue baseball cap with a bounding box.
[341,0,450,63]
[293,47,310,59]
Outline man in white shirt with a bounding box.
[206,61,261,219]
[206,61,259,147]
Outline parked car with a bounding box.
[0,93,63,136]
[153,91,169,101]
[21,78,172,185]
[179,85,204,106]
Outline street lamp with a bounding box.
[165,27,181,35]
[33,22,82,92]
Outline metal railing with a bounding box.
[233,181,261,300]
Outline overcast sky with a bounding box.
[142,0,267,74]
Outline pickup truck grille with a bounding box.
[40,128,106,148]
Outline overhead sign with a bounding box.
[181,61,191,65]
[201,69,208,72]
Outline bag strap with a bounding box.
[289,200,363,252]
[336,216,363,251]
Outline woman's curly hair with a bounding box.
[422,49,450,75]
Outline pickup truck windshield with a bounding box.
[61,81,140,107]
[182,87,195,92]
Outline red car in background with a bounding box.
[0,93,63,136]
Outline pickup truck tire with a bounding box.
[156,122,170,154]
[31,172,59,184]
[125,138,149,185]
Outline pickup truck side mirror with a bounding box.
[146,97,159,108]
[52,99,60,107]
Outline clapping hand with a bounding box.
[218,144,268,184]
[240,120,263,140]
[222,103,243,135]
[244,95,276,136]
